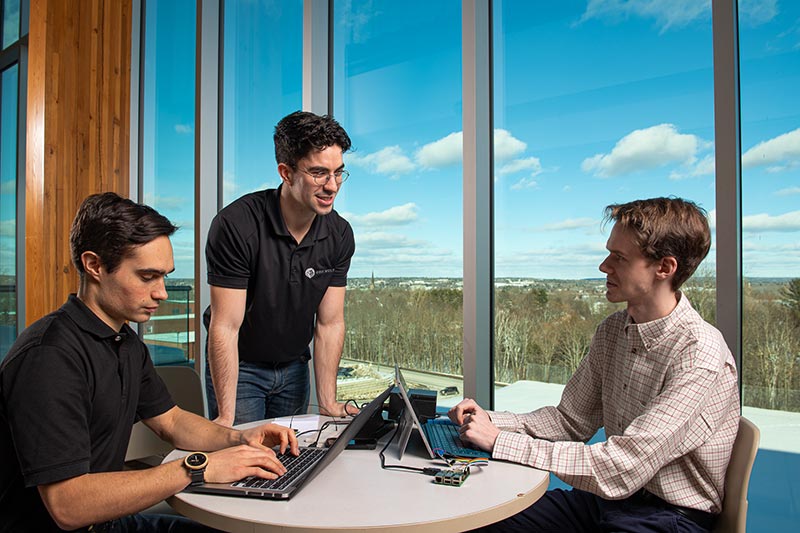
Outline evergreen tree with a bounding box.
[781,278,800,326]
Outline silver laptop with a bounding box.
[185,384,393,500]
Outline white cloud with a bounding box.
[579,0,711,32]
[222,170,278,199]
[351,248,459,277]
[356,231,426,249]
[174,124,193,134]
[691,153,716,176]
[0,219,15,238]
[739,0,778,26]
[344,203,419,227]
[577,1,775,33]
[742,128,800,170]
[350,231,460,276]
[582,123,705,177]
[348,146,416,176]
[776,187,800,197]
[494,129,527,161]
[222,171,239,199]
[337,0,380,44]
[539,218,598,232]
[511,178,539,191]
[498,157,542,177]
[415,129,527,169]
[141,193,191,212]
[416,132,462,168]
[172,219,194,232]
[502,157,544,190]
[742,210,800,233]
[670,153,715,180]
[495,241,609,278]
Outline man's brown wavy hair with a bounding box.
[603,197,711,291]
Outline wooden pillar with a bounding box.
[25,0,132,324]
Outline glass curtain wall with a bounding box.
[0,0,22,359]
[0,64,17,358]
[2,0,20,49]
[130,1,800,527]
[140,0,196,365]
[332,0,464,403]
[492,0,717,409]
[221,0,302,207]
[739,0,800,529]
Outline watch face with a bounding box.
[186,453,207,468]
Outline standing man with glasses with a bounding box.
[204,111,356,426]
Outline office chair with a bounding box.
[714,417,760,533]
[125,365,205,463]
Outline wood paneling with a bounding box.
[25,0,132,324]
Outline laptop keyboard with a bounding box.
[424,419,488,458]
[231,448,326,491]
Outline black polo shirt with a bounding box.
[0,295,174,532]
[206,186,355,364]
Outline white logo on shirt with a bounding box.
[305,268,316,279]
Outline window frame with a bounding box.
[129,0,744,409]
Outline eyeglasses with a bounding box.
[297,167,350,185]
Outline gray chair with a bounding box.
[714,416,760,533]
[125,365,205,464]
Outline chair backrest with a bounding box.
[154,365,205,416]
[125,365,205,463]
[714,416,760,533]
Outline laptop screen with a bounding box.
[394,365,436,459]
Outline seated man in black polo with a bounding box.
[0,193,299,532]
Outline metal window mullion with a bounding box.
[197,0,221,385]
[15,41,27,336]
[712,0,742,404]
[462,0,493,409]
[303,0,330,115]
[302,0,331,413]
[130,0,142,202]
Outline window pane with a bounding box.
[740,0,800,529]
[2,0,20,49]
[0,64,17,359]
[222,0,302,206]
[333,0,464,405]
[141,0,196,366]
[493,1,716,410]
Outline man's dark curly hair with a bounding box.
[274,111,351,167]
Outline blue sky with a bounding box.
[139,0,798,281]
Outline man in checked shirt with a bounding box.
[450,197,739,533]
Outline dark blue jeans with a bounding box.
[477,488,712,533]
[205,356,311,425]
[102,513,220,532]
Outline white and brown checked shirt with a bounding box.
[489,293,740,514]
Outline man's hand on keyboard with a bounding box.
[448,398,500,453]
[240,422,300,456]
[205,444,290,484]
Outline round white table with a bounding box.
[165,415,548,532]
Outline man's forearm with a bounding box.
[40,462,190,530]
[313,320,345,413]
[159,408,242,452]
[208,324,241,424]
